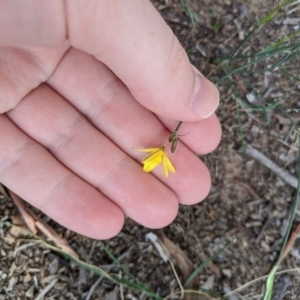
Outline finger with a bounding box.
[0,115,124,239]
[47,48,215,204]
[48,48,221,156]
[0,0,65,47]
[0,1,219,120]
[66,0,220,121]
[0,45,69,113]
[8,84,179,227]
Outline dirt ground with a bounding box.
[1,0,300,299]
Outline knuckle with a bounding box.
[0,93,20,114]
[0,48,25,113]
[0,139,32,176]
[88,75,122,120]
[48,115,84,153]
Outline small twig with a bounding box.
[85,277,102,300]
[119,271,124,300]
[233,75,248,94]
[87,241,96,261]
[4,187,78,258]
[198,253,221,278]
[235,180,264,202]
[9,191,37,234]
[256,214,273,241]
[280,223,300,263]
[242,144,298,189]
[168,258,185,299]
[34,279,58,300]
[225,268,300,297]
[14,241,42,257]
[223,283,240,300]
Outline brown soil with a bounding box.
[1,0,300,299]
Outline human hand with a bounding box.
[0,0,221,239]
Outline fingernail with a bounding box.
[190,67,220,118]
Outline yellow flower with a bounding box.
[138,147,176,178]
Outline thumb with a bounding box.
[66,0,219,121]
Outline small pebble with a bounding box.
[221,268,232,279]
[25,285,35,298]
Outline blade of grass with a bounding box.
[234,74,284,109]
[225,267,300,297]
[178,0,196,28]
[236,103,246,152]
[258,0,293,26]
[258,30,300,55]
[216,55,268,84]
[217,47,300,84]
[220,68,279,123]
[230,0,293,58]
[164,288,228,300]
[0,221,162,300]
[280,67,300,81]
[97,241,141,284]
[234,74,299,128]
[184,237,236,287]
[200,288,229,300]
[230,26,256,58]
[245,52,298,75]
[215,42,300,64]
[263,133,300,300]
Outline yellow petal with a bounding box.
[142,149,163,172]
[143,160,160,172]
[137,148,161,153]
[142,149,163,164]
[162,154,168,178]
[137,146,175,177]
[166,156,176,173]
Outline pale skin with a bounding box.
[0,0,221,239]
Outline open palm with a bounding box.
[0,1,221,239]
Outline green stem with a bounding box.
[174,121,183,132]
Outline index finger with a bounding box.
[0,0,219,121]
[66,0,220,121]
